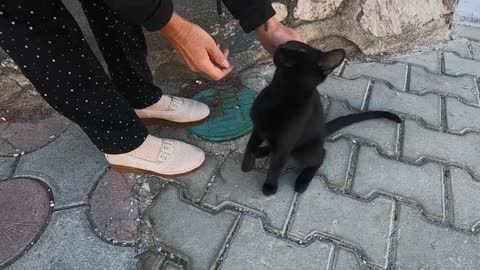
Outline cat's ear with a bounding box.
[317,49,346,74]
[274,47,300,68]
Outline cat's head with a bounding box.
[273,41,345,90]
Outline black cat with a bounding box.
[242,41,401,196]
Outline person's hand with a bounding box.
[256,17,305,55]
[160,13,233,80]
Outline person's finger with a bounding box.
[208,43,230,69]
[200,60,233,80]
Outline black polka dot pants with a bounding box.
[0,0,163,154]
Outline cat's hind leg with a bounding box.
[242,129,264,172]
[294,148,326,193]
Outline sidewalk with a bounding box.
[2,26,480,270]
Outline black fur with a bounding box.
[242,41,401,196]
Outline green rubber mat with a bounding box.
[189,86,256,142]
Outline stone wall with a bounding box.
[145,0,457,73]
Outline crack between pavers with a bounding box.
[343,143,360,192]
[467,42,475,59]
[440,96,448,132]
[281,192,299,236]
[403,65,411,92]
[441,166,455,226]
[198,155,228,203]
[385,200,399,270]
[326,245,338,270]
[211,214,243,270]
[360,80,374,111]
[53,203,88,212]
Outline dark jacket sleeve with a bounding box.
[103,0,173,31]
[222,0,276,33]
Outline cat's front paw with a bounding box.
[262,183,278,196]
[294,181,310,193]
[241,154,255,172]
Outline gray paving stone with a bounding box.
[239,63,275,93]
[470,41,480,61]
[335,249,362,270]
[318,77,369,109]
[0,157,15,180]
[177,153,222,200]
[456,24,480,42]
[147,185,238,270]
[446,97,480,132]
[390,50,440,73]
[203,152,295,229]
[450,168,480,230]
[14,126,107,208]
[290,179,394,267]
[402,120,480,177]
[395,205,480,270]
[354,146,444,216]
[328,100,399,154]
[6,207,135,270]
[318,140,353,188]
[443,40,471,58]
[342,62,406,90]
[410,66,478,103]
[444,52,480,76]
[368,82,441,127]
[221,216,331,270]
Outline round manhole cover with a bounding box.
[189,86,256,142]
[0,178,53,268]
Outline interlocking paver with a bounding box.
[328,100,399,154]
[14,126,108,208]
[221,216,331,269]
[354,146,444,216]
[89,171,139,245]
[335,249,362,270]
[6,207,136,270]
[450,168,480,230]
[203,152,295,229]
[446,97,480,132]
[444,51,480,76]
[456,24,480,42]
[147,185,238,270]
[239,63,275,93]
[177,153,222,200]
[368,82,441,127]
[318,140,353,188]
[342,62,406,90]
[0,116,70,156]
[290,178,394,267]
[410,66,478,103]
[390,50,440,73]
[402,120,480,177]
[318,77,369,109]
[395,205,480,270]
[0,157,15,180]
[443,40,471,58]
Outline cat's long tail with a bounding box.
[326,111,401,136]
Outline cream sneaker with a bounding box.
[106,135,205,177]
[135,95,210,126]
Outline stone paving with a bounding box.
[2,27,480,269]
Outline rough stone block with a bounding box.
[369,82,441,127]
[14,126,108,208]
[147,186,238,270]
[450,168,480,230]
[444,52,480,76]
[410,66,478,103]
[395,205,480,269]
[290,179,394,267]
[402,120,480,177]
[203,152,295,229]
[390,50,440,73]
[328,100,399,154]
[318,77,369,110]
[177,153,222,200]
[318,140,353,188]
[0,157,15,180]
[342,62,406,90]
[335,249,363,270]
[221,216,331,269]
[6,208,135,270]
[294,0,344,21]
[354,146,444,216]
[446,97,480,132]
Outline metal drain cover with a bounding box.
[189,86,256,142]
